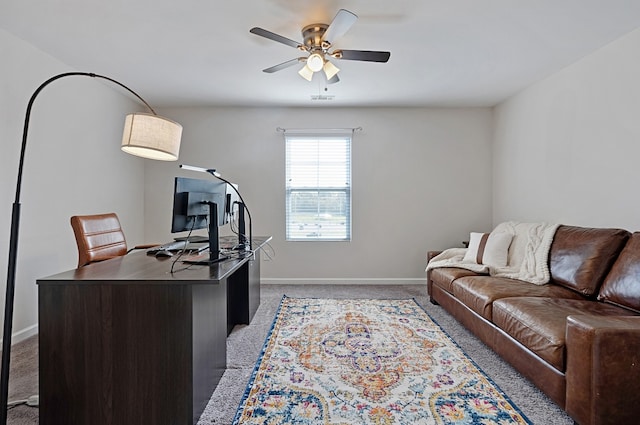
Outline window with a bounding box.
[285,131,352,241]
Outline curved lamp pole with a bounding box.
[0,72,182,424]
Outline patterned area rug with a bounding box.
[233,297,531,424]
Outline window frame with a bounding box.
[284,131,352,242]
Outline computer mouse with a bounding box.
[154,250,174,258]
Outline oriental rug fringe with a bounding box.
[233,296,531,425]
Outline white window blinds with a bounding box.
[285,132,352,241]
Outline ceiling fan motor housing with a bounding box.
[302,24,329,51]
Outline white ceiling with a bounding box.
[2,1,640,108]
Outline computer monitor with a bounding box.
[171,176,229,262]
[171,177,227,233]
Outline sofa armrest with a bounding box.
[565,314,640,425]
[426,251,443,303]
[426,250,442,263]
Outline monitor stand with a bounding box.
[183,202,227,265]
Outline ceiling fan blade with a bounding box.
[333,49,391,63]
[262,58,304,73]
[327,74,340,84]
[250,27,303,49]
[322,9,358,44]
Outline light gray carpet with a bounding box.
[5,284,573,424]
[5,333,38,424]
[197,284,573,424]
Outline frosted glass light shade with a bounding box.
[121,113,182,161]
[307,53,324,72]
[323,61,340,80]
[298,65,314,82]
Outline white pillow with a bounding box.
[463,232,488,263]
[463,232,513,267]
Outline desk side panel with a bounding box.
[39,283,193,425]
[227,251,261,332]
[192,282,227,423]
[248,251,261,323]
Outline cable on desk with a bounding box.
[170,221,199,274]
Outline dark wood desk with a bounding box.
[37,237,270,425]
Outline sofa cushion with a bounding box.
[598,232,640,313]
[429,267,480,294]
[452,276,584,321]
[549,225,630,297]
[493,297,635,372]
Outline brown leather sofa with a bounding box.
[427,225,640,425]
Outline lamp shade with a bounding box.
[121,113,182,161]
[323,60,340,80]
[307,53,324,72]
[298,64,314,82]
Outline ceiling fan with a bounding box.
[250,9,391,84]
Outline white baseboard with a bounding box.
[0,324,38,346]
[261,278,426,285]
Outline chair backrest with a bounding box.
[70,213,128,267]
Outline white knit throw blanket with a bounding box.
[426,222,560,285]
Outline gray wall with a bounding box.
[145,107,494,283]
[493,27,640,231]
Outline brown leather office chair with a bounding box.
[70,212,157,267]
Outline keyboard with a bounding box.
[147,241,209,254]
[173,235,210,243]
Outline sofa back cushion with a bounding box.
[598,232,640,313]
[549,225,630,297]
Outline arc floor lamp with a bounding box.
[0,71,183,424]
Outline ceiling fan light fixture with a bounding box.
[250,9,391,83]
[307,53,324,72]
[323,60,340,80]
[298,64,314,81]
